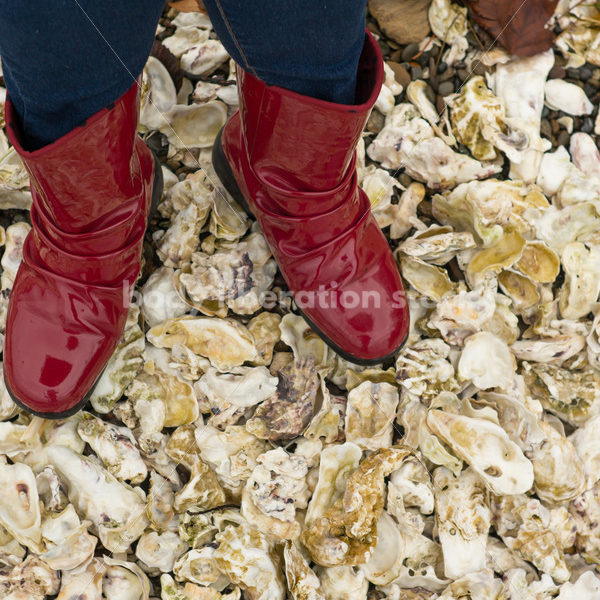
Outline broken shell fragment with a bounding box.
[545,80,594,116]
[160,101,227,149]
[426,409,534,495]
[147,315,258,371]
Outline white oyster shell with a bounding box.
[46,445,148,553]
[545,80,594,115]
[433,467,491,579]
[0,462,42,553]
[427,409,534,495]
[457,332,516,390]
[148,315,258,371]
[345,381,399,450]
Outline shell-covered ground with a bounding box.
[1,1,600,599]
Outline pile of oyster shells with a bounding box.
[1,1,600,598]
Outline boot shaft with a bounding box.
[236,31,384,198]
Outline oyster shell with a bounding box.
[0,147,32,210]
[196,366,277,409]
[140,267,189,328]
[529,420,585,506]
[39,504,96,571]
[178,232,275,316]
[305,442,362,528]
[89,307,145,414]
[301,447,411,566]
[140,56,176,131]
[522,362,600,426]
[246,357,318,441]
[241,447,309,540]
[492,494,570,582]
[362,510,406,585]
[46,445,148,553]
[0,462,42,552]
[457,332,516,390]
[1,222,30,291]
[214,524,286,600]
[146,470,175,532]
[284,541,325,600]
[433,467,491,579]
[173,546,229,589]
[0,555,59,599]
[447,76,528,162]
[368,104,500,189]
[396,339,458,403]
[315,566,368,600]
[136,530,187,572]
[428,0,468,65]
[102,555,151,600]
[161,101,227,149]
[345,381,398,450]
[490,50,554,182]
[180,40,229,75]
[147,315,258,371]
[165,425,226,513]
[545,80,594,116]
[195,424,268,499]
[426,408,534,495]
[558,242,600,320]
[397,225,476,266]
[77,412,148,484]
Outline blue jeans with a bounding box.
[0,0,367,148]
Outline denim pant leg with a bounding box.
[0,0,164,148]
[202,0,368,104]
[0,1,367,148]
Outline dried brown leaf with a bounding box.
[467,0,559,57]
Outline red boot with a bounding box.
[4,82,162,418]
[213,32,409,364]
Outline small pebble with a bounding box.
[366,110,386,134]
[402,43,420,62]
[549,65,566,79]
[581,117,594,134]
[411,66,423,80]
[387,61,411,88]
[567,68,580,80]
[541,120,552,139]
[399,173,412,187]
[439,68,454,82]
[580,66,593,81]
[584,83,596,97]
[438,81,454,96]
[390,49,403,62]
[557,130,570,147]
[542,106,550,119]
[551,119,560,135]
[457,68,468,81]
[438,62,448,74]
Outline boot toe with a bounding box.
[4,262,124,417]
[299,251,409,364]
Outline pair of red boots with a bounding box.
[4,32,408,418]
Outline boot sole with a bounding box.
[212,127,407,366]
[5,148,164,419]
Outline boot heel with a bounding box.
[212,128,253,217]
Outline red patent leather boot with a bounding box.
[213,31,409,364]
[4,82,162,418]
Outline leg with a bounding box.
[1,1,164,416]
[203,0,367,104]
[211,4,410,363]
[0,0,164,148]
